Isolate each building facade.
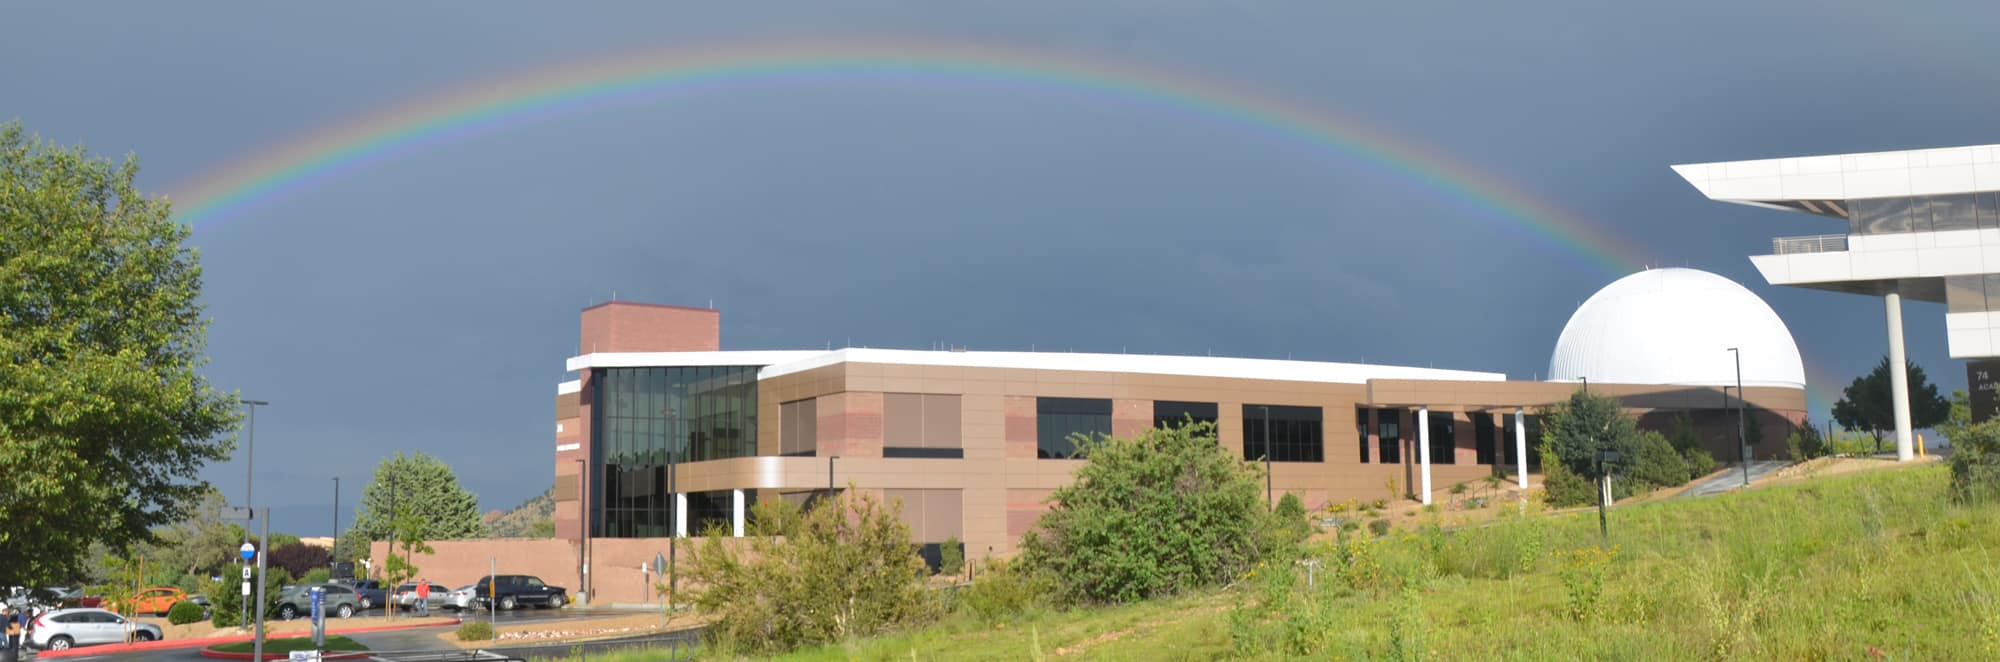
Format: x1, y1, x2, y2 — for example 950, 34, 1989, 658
548, 283, 1806, 602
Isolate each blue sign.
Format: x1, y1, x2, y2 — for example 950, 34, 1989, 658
240, 543, 256, 560
310, 587, 324, 623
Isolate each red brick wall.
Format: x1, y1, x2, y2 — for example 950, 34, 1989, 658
578, 302, 719, 354
370, 536, 762, 606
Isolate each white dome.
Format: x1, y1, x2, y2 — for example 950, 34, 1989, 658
1549, 268, 1805, 389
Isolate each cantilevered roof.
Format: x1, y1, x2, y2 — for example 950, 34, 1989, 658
1672, 143, 2000, 214
562, 348, 1506, 385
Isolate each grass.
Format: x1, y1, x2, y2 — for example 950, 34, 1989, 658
697, 463, 2000, 660
210, 635, 367, 654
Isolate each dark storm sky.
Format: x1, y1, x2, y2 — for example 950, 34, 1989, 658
4, 2, 1995, 534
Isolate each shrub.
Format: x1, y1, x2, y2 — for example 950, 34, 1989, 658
1627, 430, 1690, 490
204, 567, 292, 629
1540, 440, 1597, 508
685, 492, 929, 653
1554, 546, 1618, 622
301, 568, 330, 585
167, 600, 205, 625
1948, 420, 2000, 502
1683, 446, 1717, 481
957, 557, 1049, 624
940, 535, 965, 577
1261, 493, 1313, 559
1367, 519, 1392, 536
1020, 422, 1282, 605
455, 620, 493, 641
1788, 423, 1828, 462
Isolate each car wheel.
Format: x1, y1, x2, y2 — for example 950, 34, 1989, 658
135, 631, 157, 642
359, 597, 372, 610
551, 592, 566, 608
337, 604, 354, 618
499, 596, 516, 611
279, 604, 298, 620
48, 636, 73, 651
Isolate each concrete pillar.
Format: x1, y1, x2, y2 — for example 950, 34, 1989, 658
731, 489, 745, 537
1514, 408, 1529, 490
674, 493, 689, 537
1418, 407, 1433, 505
1886, 287, 1915, 462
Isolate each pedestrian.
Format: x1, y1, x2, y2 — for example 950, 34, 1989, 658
415, 580, 430, 617
1, 604, 18, 662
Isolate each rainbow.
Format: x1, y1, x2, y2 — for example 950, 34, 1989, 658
168, 38, 1649, 277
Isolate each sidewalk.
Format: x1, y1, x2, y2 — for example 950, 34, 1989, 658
33, 618, 460, 659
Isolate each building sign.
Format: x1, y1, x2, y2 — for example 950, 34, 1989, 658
1969, 359, 2000, 423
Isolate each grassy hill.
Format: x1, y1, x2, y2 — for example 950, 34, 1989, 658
484, 486, 554, 538
752, 462, 2000, 660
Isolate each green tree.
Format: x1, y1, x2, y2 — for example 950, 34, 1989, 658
1018, 422, 1277, 605
349, 452, 487, 542
1541, 389, 1641, 483
0, 122, 238, 588
685, 491, 929, 653
1831, 355, 1951, 451
381, 507, 434, 620
149, 490, 249, 580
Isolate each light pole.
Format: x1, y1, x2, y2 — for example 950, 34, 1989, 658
331, 477, 340, 565
239, 398, 267, 628
1727, 348, 1748, 487
1259, 406, 1272, 509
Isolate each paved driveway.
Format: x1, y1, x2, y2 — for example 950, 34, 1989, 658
1680, 461, 1790, 498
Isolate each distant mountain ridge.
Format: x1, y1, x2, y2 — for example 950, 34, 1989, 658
484, 486, 554, 538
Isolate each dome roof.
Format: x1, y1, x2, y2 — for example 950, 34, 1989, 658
1549, 268, 1805, 389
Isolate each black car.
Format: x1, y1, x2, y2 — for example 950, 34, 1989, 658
471, 575, 566, 610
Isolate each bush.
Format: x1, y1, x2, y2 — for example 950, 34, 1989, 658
1683, 446, 1717, 481
301, 568, 330, 585
1540, 440, 1597, 508
1019, 422, 1281, 605
1788, 423, 1828, 462
957, 557, 1049, 624
685, 492, 929, 654
167, 600, 205, 625
268, 543, 331, 579
1261, 493, 1312, 559
939, 536, 964, 577
1626, 430, 1690, 490
1948, 421, 2000, 502
455, 620, 493, 641
1367, 519, 1392, 536
205, 567, 293, 629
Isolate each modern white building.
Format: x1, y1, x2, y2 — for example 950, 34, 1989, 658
1672, 143, 2000, 460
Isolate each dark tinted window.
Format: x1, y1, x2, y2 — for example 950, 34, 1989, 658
1426, 411, 1456, 465
1379, 413, 1402, 464
592, 366, 761, 538
1242, 405, 1325, 463
1152, 401, 1218, 430
1037, 398, 1111, 459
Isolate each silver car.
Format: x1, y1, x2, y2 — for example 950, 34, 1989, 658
274, 583, 360, 620
445, 585, 479, 611
394, 583, 451, 611
29, 608, 164, 651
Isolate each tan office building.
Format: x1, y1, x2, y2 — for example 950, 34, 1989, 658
548, 268, 1808, 591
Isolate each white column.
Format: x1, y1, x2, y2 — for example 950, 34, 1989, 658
1514, 408, 1529, 490
1886, 288, 1915, 462
1417, 407, 1432, 505
673, 493, 689, 537
730, 489, 745, 537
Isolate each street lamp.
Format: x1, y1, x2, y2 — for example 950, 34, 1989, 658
331, 477, 340, 562
1727, 348, 1748, 488
239, 398, 268, 627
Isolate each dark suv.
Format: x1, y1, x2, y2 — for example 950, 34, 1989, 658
472, 575, 566, 610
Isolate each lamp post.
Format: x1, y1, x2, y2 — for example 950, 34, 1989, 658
1259, 406, 1272, 509
1727, 348, 1748, 487
331, 477, 340, 564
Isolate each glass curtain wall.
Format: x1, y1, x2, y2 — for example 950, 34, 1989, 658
590, 365, 760, 538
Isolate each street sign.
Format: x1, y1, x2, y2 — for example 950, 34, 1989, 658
242, 567, 252, 580
654, 553, 667, 574
222, 506, 254, 521
1970, 359, 2000, 423
240, 581, 251, 596
239, 543, 256, 560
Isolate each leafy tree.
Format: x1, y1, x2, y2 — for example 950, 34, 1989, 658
1666, 412, 1701, 453
349, 452, 487, 542
381, 507, 433, 620
1539, 389, 1644, 501
267, 533, 302, 550
1019, 422, 1280, 605
146, 490, 248, 580
1832, 355, 1950, 451
1788, 422, 1828, 462
203, 566, 292, 628
1539, 440, 1597, 507
268, 543, 331, 579
1939, 389, 1974, 445
1625, 431, 1690, 490
0, 121, 237, 589
685, 491, 930, 653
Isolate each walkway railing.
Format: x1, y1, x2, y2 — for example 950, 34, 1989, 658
1771, 233, 1849, 255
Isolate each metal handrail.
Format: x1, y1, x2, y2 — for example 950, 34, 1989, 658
1771, 234, 1849, 255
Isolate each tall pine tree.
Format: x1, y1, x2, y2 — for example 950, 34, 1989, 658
350, 452, 487, 541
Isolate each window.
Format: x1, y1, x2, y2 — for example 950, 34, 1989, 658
1473, 414, 1497, 465
1355, 407, 1371, 463
525, 577, 545, 588
884, 394, 964, 458
1379, 413, 1401, 464
1153, 401, 1218, 430
1851, 197, 1912, 235
1933, 194, 1979, 232
1242, 405, 1324, 463
1426, 411, 1456, 465
780, 398, 817, 457
591, 365, 761, 538
1038, 397, 1111, 458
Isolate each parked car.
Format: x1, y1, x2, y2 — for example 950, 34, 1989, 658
29, 608, 163, 651
444, 585, 478, 611
393, 582, 451, 610
273, 583, 360, 620
341, 579, 389, 610
471, 575, 567, 610
120, 587, 193, 616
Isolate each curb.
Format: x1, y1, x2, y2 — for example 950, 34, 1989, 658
34, 618, 460, 658
196, 649, 370, 661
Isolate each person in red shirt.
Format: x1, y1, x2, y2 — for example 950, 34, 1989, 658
414, 580, 431, 617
